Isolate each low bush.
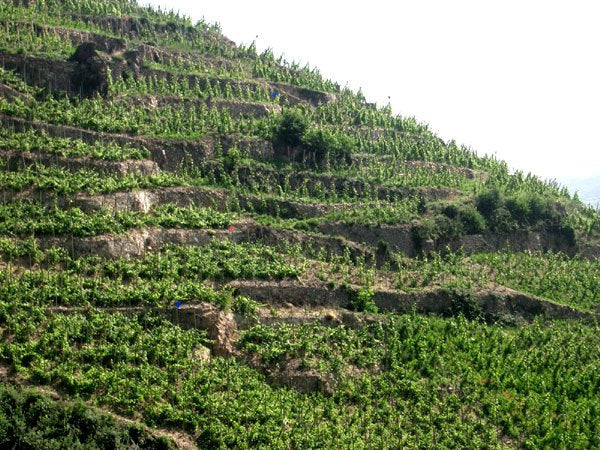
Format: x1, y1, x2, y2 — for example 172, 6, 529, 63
349, 287, 378, 313
0, 385, 170, 449
273, 109, 354, 167
438, 203, 487, 237
275, 109, 309, 146
458, 205, 487, 234
475, 189, 574, 236
475, 188, 503, 219
301, 127, 352, 167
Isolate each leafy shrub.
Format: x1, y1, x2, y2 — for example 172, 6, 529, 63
476, 188, 503, 219
437, 203, 486, 236
291, 217, 320, 232
411, 220, 438, 251
273, 109, 353, 167
442, 204, 460, 219
527, 194, 549, 223
435, 215, 462, 238
349, 287, 378, 313
301, 127, 352, 167
505, 195, 530, 225
232, 296, 261, 317
434, 203, 486, 239
223, 145, 243, 170
275, 109, 309, 146
458, 205, 487, 234
475, 189, 570, 233
446, 287, 482, 320
0, 385, 170, 449
489, 207, 517, 232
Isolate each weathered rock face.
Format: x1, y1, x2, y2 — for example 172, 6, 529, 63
1, 149, 159, 177
68, 42, 99, 64
68, 42, 110, 97
0, 51, 75, 94
231, 280, 597, 324
270, 81, 337, 106
164, 303, 238, 357
317, 222, 416, 256
443, 230, 577, 256
123, 49, 143, 76
230, 280, 350, 309
578, 241, 600, 260
35, 223, 370, 263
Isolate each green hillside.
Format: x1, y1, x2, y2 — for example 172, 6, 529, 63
0, 1, 599, 447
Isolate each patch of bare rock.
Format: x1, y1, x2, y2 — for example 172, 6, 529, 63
34, 223, 371, 262
229, 279, 597, 323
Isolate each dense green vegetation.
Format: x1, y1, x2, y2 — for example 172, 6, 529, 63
471, 252, 600, 311
0, 239, 299, 308
0, 128, 150, 160
0, 201, 234, 236
0, 384, 171, 448
0, 164, 183, 194
393, 251, 599, 311
109, 72, 278, 104
240, 317, 600, 448
0, 0, 598, 447
1, 303, 598, 448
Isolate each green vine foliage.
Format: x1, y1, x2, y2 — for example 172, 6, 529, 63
0, 0, 599, 447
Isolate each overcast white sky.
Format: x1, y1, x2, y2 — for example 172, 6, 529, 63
144, 0, 599, 184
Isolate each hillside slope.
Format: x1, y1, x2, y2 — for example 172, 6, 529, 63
0, 1, 599, 447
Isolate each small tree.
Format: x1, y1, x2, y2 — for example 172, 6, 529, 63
476, 188, 503, 220
302, 127, 352, 167
275, 109, 308, 146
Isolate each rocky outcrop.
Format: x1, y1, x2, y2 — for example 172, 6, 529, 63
37, 227, 234, 259
229, 279, 597, 323
263, 361, 336, 394
68, 42, 111, 97
315, 223, 578, 259
34, 223, 372, 262
50, 187, 355, 220
270, 81, 337, 106
443, 230, 577, 256
318, 222, 416, 256
162, 303, 237, 357
230, 280, 349, 308
577, 241, 600, 260
0, 51, 77, 94
235, 306, 381, 330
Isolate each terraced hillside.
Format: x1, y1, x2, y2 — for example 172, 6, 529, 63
0, 1, 599, 447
